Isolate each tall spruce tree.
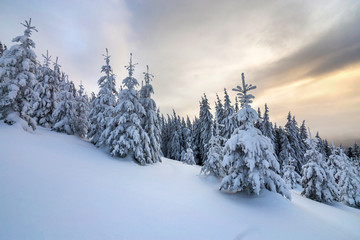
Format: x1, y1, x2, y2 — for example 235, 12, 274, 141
88, 48, 117, 146
34, 52, 59, 128
199, 94, 213, 165
192, 116, 201, 162
301, 133, 338, 203
220, 73, 290, 200
101, 53, 151, 165
0, 19, 39, 130
285, 113, 306, 172
75, 82, 89, 138
201, 117, 224, 177
262, 103, 274, 142
337, 156, 360, 207
221, 89, 236, 140
299, 120, 308, 140
215, 93, 225, 141
283, 155, 301, 189
327, 145, 345, 183
168, 110, 182, 161
52, 73, 77, 135
139, 65, 162, 163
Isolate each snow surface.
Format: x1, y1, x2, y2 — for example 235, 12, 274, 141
1, 123, 360, 240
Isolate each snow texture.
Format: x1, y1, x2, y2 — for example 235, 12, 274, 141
1, 122, 359, 240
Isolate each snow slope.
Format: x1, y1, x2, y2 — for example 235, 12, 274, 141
1, 123, 359, 240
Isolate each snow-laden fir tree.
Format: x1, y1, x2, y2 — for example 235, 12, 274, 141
285, 113, 306, 172
336, 157, 360, 207
301, 132, 338, 203
88, 48, 117, 146
160, 114, 171, 157
182, 140, 196, 165
221, 89, 237, 140
327, 144, 346, 183
215, 93, 225, 142
192, 116, 201, 161
262, 103, 274, 142
220, 73, 291, 200
185, 115, 193, 144
199, 94, 213, 165
101, 53, 151, 165
168, 110, 182, 161
299, 120, 308, 140
277, 126, 295, 173
52, 73, 77, 135
0, 19, 39, 130
201, 116, 224, 177
75, 82, 89, 138
139, 65, 162, 163
283, 155, 301, 189
34, 52, 60, 128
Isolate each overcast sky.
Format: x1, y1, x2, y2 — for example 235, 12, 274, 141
1, 0, 359, 146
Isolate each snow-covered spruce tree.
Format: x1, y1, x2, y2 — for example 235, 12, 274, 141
160, 114, 171, 157
285, 113, 306, 172
336, 157, 360, 207
301, 133, 338, 203
139, 65, 162, 163
182, 140, 196, 165
52, 73, 77, 135
75, 82, 89, 138
220, 73, 290, 199
277, 126, 295, 173
191, 116, 201, 162
283, 155, 301, 189
0, 19, 39, 130
221, 88, 237, 140
215, 94, 225, 141
327, 145, 346, 183
168, 110, 182, 161
201, 117, 224, 177
101, 53, 151, 165
88, 48, 117, 146
199, 94, 213, 165
262, 103, 274, 142
34, 52, 60, 128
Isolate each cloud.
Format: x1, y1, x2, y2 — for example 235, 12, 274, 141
251, 5, 360, 89
0, 0, 133, 94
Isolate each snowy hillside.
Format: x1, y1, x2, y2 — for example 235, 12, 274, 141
1, 123, 360, 240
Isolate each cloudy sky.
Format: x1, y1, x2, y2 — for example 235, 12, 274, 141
1, 0, 359, 145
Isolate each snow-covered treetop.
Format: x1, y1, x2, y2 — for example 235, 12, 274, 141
233, 73, 258, 130
21, 18, 37, 37
103, 48, 110, 66
143, 65, 154, 85
306, 128, 318, 150
140, 65, 154, 98
232, 73, 256, 108
123, 53, 138, 90
53, 57, 61, 72
42, 50, 51, 68
12, 18, 37, 49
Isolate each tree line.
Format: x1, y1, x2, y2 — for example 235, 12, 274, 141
1, 19, 359, 208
